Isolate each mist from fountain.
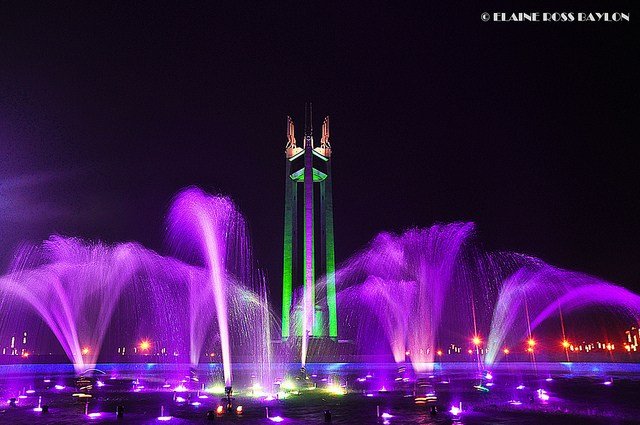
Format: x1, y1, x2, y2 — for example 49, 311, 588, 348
0, 236, 148, 373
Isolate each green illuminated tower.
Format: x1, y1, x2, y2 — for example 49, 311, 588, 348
281, 103, 337, 340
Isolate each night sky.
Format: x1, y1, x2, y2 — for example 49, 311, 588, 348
1, 2, 638, 305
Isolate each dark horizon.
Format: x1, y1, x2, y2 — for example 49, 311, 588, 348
1, 2, 637, 301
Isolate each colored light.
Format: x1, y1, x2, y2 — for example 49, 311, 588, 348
326, 384, 346, 395
503, 348, 510, 355
54, 385, 65, 390
472, 336, 481, 346
174, 385, 187, 392
26, 390, 35, 394
528, 338, 536, 347
450, 405, 461, 416
88, 412, 102, 418
157, 416, 172, 421
381, 412, 393, 419
236, 405, 243, 414
81, 347, 90, 355
216, 405, 224, 415
536, 389, 549, 401
437, 350, 443, 356
269, 417, 284, 423
280, 381, 296, 391
191, 401, 201, 406
139, 340, 151, 351
175, 396, 186, 403
562, 340, 570, 349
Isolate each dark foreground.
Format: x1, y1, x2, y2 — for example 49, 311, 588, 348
1, 363, 640, 424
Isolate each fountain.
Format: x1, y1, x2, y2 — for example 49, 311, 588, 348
1, 186, 640, 424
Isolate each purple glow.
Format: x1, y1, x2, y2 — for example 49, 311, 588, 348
269, 416, 285, 423
450, 405, 462, 416
537, 389, 549, 401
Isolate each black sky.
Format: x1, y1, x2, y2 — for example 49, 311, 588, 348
0, 2, 638, 299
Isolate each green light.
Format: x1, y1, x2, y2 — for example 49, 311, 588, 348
281, 172, 294, 339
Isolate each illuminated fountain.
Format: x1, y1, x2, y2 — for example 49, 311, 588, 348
166, 187, 273, 389
0, 237, 149, 373
312, 222, 513, 371
2, 185, 640, 395
485, 265, 640, 366
0, 187, 273, 387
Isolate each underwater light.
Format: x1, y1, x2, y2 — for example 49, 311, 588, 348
198, 395, 208, 399
175, 396, 186, 403
191, 401, 201, 406
206, 385, 226, 394
269, 416, 284, 423
87, 412, 101, 418
537, 389, 549, 401
381, 412, 393, 419
18, 395, 27, 399
26, 390, 36, 394
162, 383, 171, 388
157, 416, 172, 421
326, 384, 346, 395
450, 403, 462, 416
508, 400, 522, 406
54, 385, 65, 390
279, 380, 297, 391
516, 384, 525, 390
173, 384, 187, 392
